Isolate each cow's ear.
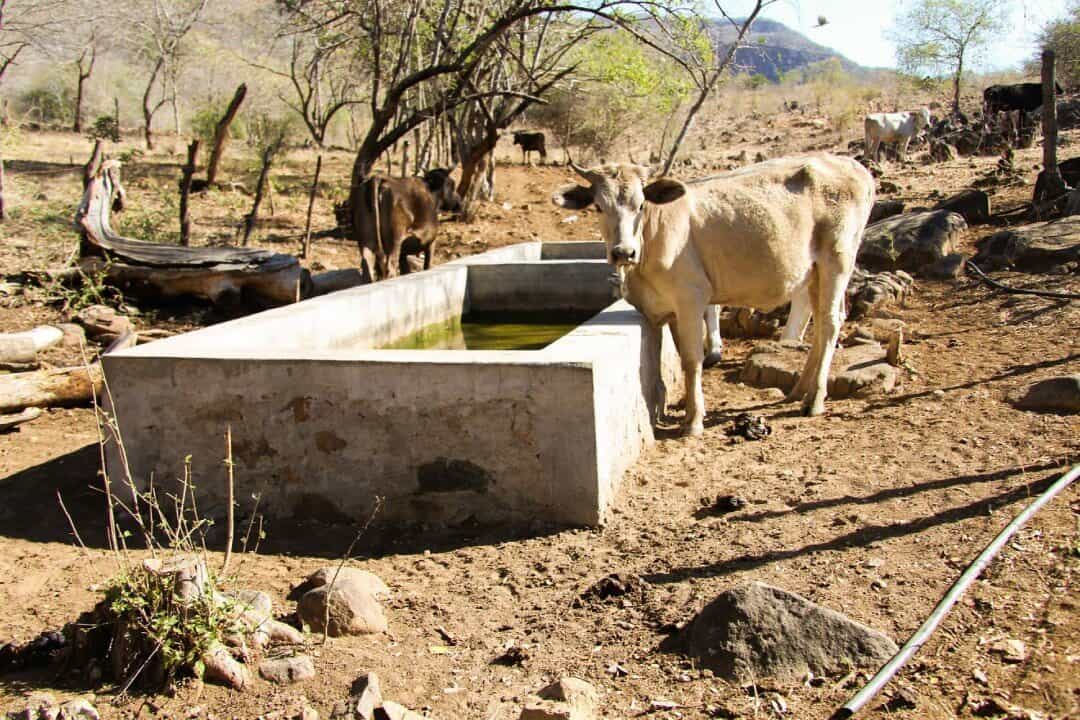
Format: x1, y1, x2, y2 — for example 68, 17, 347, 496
643, 177, 686, 205
552, 183, 594, 210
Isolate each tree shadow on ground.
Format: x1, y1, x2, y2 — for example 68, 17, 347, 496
643, 466, 1068, 586
723, 459, 1069, 525
0, 443, 563, 560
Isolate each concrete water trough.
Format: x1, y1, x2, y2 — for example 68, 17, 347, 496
102, 241, 680, 528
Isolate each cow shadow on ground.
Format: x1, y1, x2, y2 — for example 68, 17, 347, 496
0, 442, 563, 560
644, 465, 1067, 586
848, 352, 1079, 415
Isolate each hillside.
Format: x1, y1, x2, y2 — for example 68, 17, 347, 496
711, 17, 868, 81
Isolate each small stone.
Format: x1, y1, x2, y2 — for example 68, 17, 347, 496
871, 579, 887, 591
990, 638, 1027, 663
352, 672, 383, 719
972, 668, 989, 685
292, 709, 318, 720
297, 581, 388, 637
864, 558, 885, 569
606, 662, 628, 677
259, 654, 316, 684
373, 702, 426, 720
932, 389, 946, 399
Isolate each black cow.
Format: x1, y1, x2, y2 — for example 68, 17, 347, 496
983, 82, 1064, 143
512, 131, 547, 165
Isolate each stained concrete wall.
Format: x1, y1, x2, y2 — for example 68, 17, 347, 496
103, 242, 681, 529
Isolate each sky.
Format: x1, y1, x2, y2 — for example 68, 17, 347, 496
726, 0, 1075, 73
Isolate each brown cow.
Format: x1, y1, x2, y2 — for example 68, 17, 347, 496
354, 169, 462, 281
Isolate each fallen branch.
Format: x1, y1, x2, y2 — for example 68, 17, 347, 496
966, 261, 1080, 300
0, 330, 136, 413
0, 325, 64, 369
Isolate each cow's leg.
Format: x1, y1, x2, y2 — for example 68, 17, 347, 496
780, 283, 812, 343
801, 261, 849, 417
672, 309, 707, 436
386, 232, 406, 278
899, 136, 911, 163
786, 272, 821, 403
422, 243, 433, 270
703, 305, 723, 367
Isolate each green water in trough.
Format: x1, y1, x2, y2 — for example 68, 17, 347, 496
383, 311, 596, 350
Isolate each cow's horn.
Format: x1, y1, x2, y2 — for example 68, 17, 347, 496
570, 161, 602, 184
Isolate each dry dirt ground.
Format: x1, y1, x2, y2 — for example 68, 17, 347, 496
0, 105, 1077, 720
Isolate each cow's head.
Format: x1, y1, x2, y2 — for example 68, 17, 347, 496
916, 107, 931, 130
422, 168, 463, 214
551, 163, 686, 268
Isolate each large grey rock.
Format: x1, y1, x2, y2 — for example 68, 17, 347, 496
934, 189, 990, 225
920, 253, 967, 280
259, 654, 316, 684
848, 267, 915, 319
741, 341, 899, 398
684, 582, 898, 681
859, 210, 967, 273
1008, 375, 1080, 413
868, 200, 905, 224
973, 216, 1080, 271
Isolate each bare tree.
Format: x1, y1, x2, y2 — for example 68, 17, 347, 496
449, 12, 604, 212
890, 0, 1006, 116
126, 0, 210, 149
251, 29, 363, 255
0, 0, 66, 84
73, 35, 97, 133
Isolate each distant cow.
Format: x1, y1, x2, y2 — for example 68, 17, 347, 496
512, 131, 547, 165
353, 168, 462, 281
864, 108, 931, 163
983, 82, 1064, 143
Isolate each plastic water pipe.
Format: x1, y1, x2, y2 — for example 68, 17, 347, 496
832, 464, 1080, 720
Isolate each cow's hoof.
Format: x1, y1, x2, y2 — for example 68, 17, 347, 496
681, 422, 705, 437
703, 350, 723, 368
801, 400, 825, 417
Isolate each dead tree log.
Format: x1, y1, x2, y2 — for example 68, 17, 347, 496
77, 160, 309, 306
0, 331, 135, 413
205, 84, 247, 188
179, 139, 200, 246
0, 325, 64, 369
83, 140, 104, 189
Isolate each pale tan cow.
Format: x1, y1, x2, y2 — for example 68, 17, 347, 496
552, 154, 875, 435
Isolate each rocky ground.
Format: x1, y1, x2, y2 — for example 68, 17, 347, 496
0, 99, 1077, 720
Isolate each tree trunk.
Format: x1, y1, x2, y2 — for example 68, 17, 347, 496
242, 145, 276, 246
205, 84, 247, 187
83, 140, 104, 189
952, 56, 963, 117
73, 46, 96, 134
0, 154, 6, 222
114, 97, 120, 140
179, 139, 200, 246
401, 140, 409, 178
1035, 49, 1068, 215
301, 153, 323, 259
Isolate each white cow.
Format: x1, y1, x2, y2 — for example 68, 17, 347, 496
864, 108, 931, 163
553, 155, 874, 435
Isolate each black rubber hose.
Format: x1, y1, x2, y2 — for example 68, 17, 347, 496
966, 261, 1080, 300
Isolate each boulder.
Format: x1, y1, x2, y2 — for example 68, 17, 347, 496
928, 140, 957, 163
847, 267, 915, 319
934, 189, 990, 225
373, 703, 426, 720
740, 341, 900, 398
919, 253, 967, 280
302, 567, 390, 597
973, 216, 1080, 271
860, 211, 967, 273
1008, 375, 1080, 413
73, 305, 133, 345
297, 581, 388, 636
683, 582, 898, 682
868, 200, 905, 224
259, 654, 316, 684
